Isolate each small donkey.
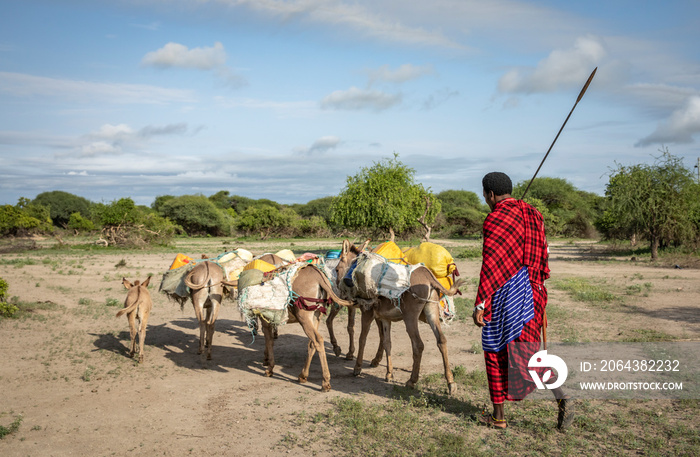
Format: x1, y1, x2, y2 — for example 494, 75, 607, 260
116, 277, 153, 363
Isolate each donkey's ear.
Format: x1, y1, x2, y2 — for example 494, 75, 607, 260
360, 239, 371, 252
122, 278, 133, 289
142, 276, 151, 287
341, 239, 350, 256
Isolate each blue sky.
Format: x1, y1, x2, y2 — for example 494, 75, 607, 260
1, 0, 699, 206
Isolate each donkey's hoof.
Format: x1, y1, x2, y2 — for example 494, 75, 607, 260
370, 358, 381, 367
353, 367, 363, 377
333, 346, 342, 357
385, 373, 394, 382
447, 382, 457, 396
345, 353, 354, 361
298, 375, 308, 384
321, 383, 332, 393
405, 380, 416, 389
265, 369, 274, 377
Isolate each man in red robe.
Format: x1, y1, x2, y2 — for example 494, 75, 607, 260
472, 172, 574, 430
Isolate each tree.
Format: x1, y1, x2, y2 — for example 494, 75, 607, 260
513, 177, 602, 238
32, 191, 92, 227
601, 150, 696, 260
151, 195, 175, 213
0, 205, 43, 236
330, 154, 441, 240
235, 205, 288, 239
435, 190, 488, 237
94, 198, 177, 246
291, 196, 335, 223
158, 195, 233, 236
95, 198, 139, 226
208, 190, 232, 210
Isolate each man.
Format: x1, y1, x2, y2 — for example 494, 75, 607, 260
472, 172, 574, 430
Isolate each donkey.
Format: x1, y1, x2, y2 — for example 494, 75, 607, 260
183, 261, 230, 360
336, 239, 466, 394
117, 277, 153, 363
257, 263, 353, 392
325, 240, 386, 365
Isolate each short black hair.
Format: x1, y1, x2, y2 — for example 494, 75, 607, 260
482, 172, 512, 196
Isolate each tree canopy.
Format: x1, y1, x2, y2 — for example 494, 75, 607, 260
599, 150, 697, 260
157, 195, 233, 236
330, 154, 440, 240
32, 191, 92, 227
514, 177, 602, 237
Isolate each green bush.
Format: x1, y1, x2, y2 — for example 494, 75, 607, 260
67, 212, 95, 232
92, 198, 178, 246
158, 195, 232, 236
94, 198, 139, 226
236, 205, 287, 239
32, 190, 92, 227
0, 278, 17, 318
0, 202, 52, 236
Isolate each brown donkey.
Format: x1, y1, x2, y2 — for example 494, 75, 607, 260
117, 277, 153, 363
183, 261, 228, 360
258, 264, 353, 392
325, 240, 386, 364
335, 240, 465, 394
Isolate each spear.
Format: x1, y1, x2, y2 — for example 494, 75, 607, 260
520, 67, 597, 199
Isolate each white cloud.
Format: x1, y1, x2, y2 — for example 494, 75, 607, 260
498, 35, 606, 94
368, 64, 434, 84
229, 0, 463, 49
90, 124, 134, 140
0, 71, 195, 104
142, 42, 246, 87
73, 123, 192, 157
142, 42, 227, 70
80, 141, 122, 157
636, 96, 700, 146
294, 135, 341, 155
320, 86, 401, 111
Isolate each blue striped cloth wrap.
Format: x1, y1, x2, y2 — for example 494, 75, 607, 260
481, 266, 534, 353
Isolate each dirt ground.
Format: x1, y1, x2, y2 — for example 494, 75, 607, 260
0, 239, 698, 456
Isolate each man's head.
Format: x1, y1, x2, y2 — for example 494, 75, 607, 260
482, 172, 512, 210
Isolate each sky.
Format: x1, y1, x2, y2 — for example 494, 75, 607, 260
1, 0, 700, 207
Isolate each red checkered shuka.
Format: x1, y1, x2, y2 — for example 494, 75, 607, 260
475, 198, 550, 320
484, 283, 551, 403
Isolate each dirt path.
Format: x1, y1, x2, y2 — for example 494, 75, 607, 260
1, 241, 698, 456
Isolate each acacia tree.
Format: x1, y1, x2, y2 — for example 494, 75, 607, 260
330, 154, 441, 240
602, 150, 696, 260
513, 177, 602, 237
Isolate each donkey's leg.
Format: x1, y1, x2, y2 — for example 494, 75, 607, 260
345, 306, 356, 360
380, 320, 394, 381
370, 317, 385, 367
127, 312, 138, 358
137, 315, 148, 364
191, 291, 207, 355
424, 300, 456, 394
260, 319, 276, 377
297, 310, 331, 392
403, 309, 425, 389
353, 307, 375, 376
204, 292, 221, 360
325, 304, 342, 357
